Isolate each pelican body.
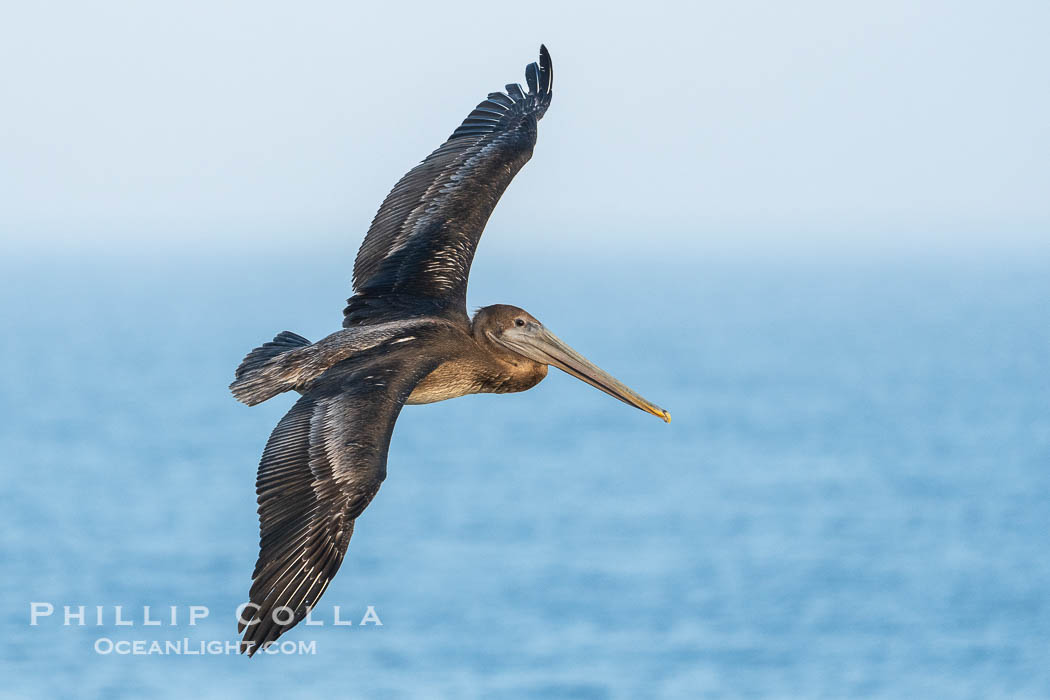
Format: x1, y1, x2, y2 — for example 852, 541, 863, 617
230, 46, 668, 655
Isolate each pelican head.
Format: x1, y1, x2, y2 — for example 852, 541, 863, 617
473, 304, 671, 422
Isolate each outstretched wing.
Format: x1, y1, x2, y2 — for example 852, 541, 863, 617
343, 45, 553, 327
238, 348, 441, 655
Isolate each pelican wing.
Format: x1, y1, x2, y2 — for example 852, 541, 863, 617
343, 45, 553, 327
238, 345, 441, 655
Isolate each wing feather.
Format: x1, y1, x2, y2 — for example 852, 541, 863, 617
344, 45, 553, 327
239, 349, 441, 655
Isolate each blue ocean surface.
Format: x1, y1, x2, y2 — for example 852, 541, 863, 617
1, 252, 1048, 698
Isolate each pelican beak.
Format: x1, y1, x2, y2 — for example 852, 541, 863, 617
497, 325, 671, 423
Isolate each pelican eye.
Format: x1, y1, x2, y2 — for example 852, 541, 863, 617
514, 318, 526, 327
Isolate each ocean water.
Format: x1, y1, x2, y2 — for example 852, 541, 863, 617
2, 252, 1048, 698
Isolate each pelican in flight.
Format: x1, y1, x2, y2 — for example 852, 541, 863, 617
230, 46, 669, 655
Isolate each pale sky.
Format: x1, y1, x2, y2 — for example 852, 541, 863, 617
1, 1, 1047, 258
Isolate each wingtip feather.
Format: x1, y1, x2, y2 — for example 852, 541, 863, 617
539, 45, 553, 95
444, 45, 554, 141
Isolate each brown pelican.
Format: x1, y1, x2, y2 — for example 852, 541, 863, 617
230, 46, 669, 656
